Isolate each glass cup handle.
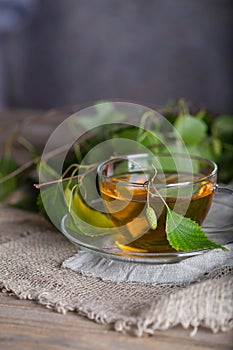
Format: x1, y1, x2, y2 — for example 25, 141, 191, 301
203, 184, 233, 236
214, 184, 233, 195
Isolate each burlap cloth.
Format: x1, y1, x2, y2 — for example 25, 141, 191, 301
0, 204, 233, 337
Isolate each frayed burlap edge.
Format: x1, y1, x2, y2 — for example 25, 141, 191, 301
1, 276, 233, 337
0, 205, 233, 337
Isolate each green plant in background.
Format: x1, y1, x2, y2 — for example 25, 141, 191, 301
0, 100, 231, 253
0, 99, 232, 211
165, 100, 233, 183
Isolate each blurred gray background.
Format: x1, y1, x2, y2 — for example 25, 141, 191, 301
0, 0, 232, 112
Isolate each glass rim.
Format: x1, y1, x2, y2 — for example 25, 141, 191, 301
97, 153, 218, 189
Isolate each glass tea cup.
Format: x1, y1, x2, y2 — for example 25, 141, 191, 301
97, 153, 233, 255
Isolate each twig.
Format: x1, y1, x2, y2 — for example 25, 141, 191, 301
0, 143, 70, 184
34, 163, 98, 189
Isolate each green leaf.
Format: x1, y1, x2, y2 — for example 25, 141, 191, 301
212, 138, 222, 157
36, 161, 66, 223
65, 187, 114, 236
37, 161, 60, 183
166, 208, 226, 251
195, 109, 207, 120
113, 126, 139, 140
75, 102, 126, 130
187, 139, 217, 161
66, 211, 115, 237
174, 114, 207, 145
212, 115, 233, 144
18, 136, 40, 159
38, 182, 68, 226
0, 156, 18, 201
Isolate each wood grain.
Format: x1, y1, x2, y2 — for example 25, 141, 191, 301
0, 292, 232, 350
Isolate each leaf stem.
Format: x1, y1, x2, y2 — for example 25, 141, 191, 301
149, 181, 178, 231
146, 165, 168, 207
178, 98, 189, 116
146, 165, 157, 208
17, 136, 38, 158
137, 111, 155, 142
145, 168, 179, 230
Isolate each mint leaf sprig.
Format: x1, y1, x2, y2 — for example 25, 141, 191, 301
145, 166, 227, 252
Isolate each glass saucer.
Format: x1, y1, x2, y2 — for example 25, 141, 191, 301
60, 191, 233, 264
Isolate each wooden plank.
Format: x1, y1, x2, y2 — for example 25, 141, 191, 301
0, 292, 232, 350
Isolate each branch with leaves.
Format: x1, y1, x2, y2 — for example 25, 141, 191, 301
0, 100, 232, 252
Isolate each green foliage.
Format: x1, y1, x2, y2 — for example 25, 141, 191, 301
212, 115, 233, 143
37, 162, 67, 226
166, 101, 233, 183
74, 102, 126, 130
64, 187, 115, 237
0, 156, 18, 201
38, 184, 67, 227
0, 100, 232, 253
166, 208, 226, 251
174, 114, 207, 145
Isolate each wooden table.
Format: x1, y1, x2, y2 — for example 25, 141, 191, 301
1, 292, 232, 350
0, 109, 232, 350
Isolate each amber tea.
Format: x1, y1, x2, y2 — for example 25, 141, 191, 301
98, 155, 216, 254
